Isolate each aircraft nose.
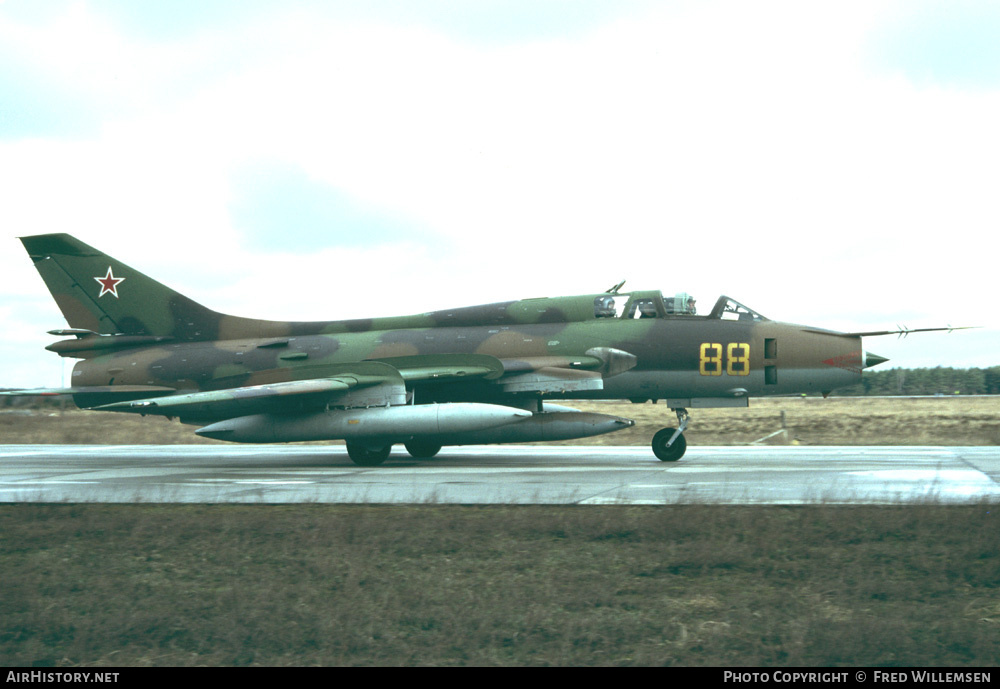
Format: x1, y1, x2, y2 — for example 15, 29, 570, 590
863, 352, 890, 369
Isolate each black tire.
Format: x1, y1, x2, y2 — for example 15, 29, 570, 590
652, 427, 687, 462
346, 442, 391, 466
404, 441, 443, 459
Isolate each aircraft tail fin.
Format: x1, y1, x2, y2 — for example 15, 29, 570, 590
20, 233, 227, 340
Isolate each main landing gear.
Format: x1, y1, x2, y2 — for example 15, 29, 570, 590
651, 408, 689, 462
345, 442, 391, 467
404, 440, 442, 459
346, 440, 444, 466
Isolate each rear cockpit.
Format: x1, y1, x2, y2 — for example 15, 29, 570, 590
594, 291, 680, 319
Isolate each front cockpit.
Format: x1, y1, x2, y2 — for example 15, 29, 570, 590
594, 292, 767, 322
708, 296, 768, 322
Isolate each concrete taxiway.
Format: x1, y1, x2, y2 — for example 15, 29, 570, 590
1, 444, 998, 504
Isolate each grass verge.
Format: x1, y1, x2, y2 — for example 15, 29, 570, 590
1, 503, 997, 666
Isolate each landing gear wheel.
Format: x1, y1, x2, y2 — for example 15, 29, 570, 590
652, 428, 687, 462
652, 407, 691, 462
346, 442, 391, 467
404, 441, 442, 459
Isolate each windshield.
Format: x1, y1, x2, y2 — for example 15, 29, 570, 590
709, 296, 768, 322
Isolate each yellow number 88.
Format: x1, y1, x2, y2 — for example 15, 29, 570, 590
727, 343, 750, 376
699, 343, 723, 376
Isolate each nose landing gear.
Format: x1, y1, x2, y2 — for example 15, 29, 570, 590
652, 408, 689, 462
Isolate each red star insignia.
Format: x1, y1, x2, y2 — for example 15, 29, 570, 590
94, 266, 126, 298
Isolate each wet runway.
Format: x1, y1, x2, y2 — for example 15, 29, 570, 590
1, 444, 998, 504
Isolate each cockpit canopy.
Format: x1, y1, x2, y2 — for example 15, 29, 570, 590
594, 292, 767, 321
711, 296, 768, 322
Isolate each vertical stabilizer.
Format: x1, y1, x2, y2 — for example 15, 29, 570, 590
20, 233, 225, 340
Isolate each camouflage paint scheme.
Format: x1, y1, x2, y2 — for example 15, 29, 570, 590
9, 234, 892, 464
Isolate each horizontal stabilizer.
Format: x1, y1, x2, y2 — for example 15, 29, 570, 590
0, 385, 176, 408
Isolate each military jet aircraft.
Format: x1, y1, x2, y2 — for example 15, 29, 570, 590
5, 233, 954, 465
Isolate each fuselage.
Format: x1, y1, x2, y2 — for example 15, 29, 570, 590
65, 295, 868, 413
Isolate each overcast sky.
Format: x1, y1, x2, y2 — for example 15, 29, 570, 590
1, 0, 998, 388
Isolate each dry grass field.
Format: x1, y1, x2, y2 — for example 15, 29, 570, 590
2, 503, 998, 667
2, 396, 998, 446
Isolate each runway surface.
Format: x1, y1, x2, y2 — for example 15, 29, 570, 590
1, 444, 999, 504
